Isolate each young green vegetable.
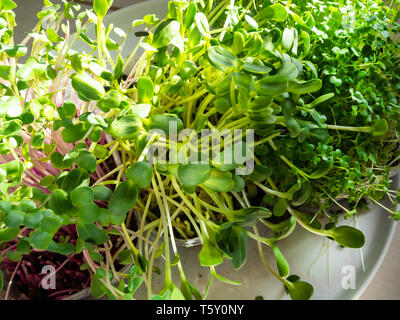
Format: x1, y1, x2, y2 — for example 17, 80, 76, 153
0, 0, 399, 301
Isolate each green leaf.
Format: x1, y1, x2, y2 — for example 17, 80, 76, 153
137, 77, 154, 102
93, 185, 112, 201
38, 211, 62, 235
152, 20, 183, 51
216, 225, 247, 270
179, 60, 198, 80
244, 14, 258, 30
286, 117, 302, 138
49, 189, 76, 215
329, 76, 342, 87
171, 254, 180, 266
199, 239, 223, 266
282, 28, 294, 51
291, 181, 311, 206
94, 0, 110, 18
305, 93, 334, 109
255, 75, 288, 96
178, 163, 211, 187
300, 31, 311, 57
47, 28, 63, 42
6, 251, 21, 261
233, 72, 255, 91
287, 79, 322, 94
4, 209, 25, 228
232, 175, 245, 192
0, 65, 12, 81
78, 202, 102, 224
213, 97, 231, 114
50, 152, 73, 169
16, 57, 46, 80
75, 150, 97, 173
278, 61, 299, 79
194, 12, 209, 37
98, 89, 122, 112
309, 159, 333, 179
29, 230, 53, 250
246, 164, 272, 183
127, 275, 144, 295
89, 62, 113, 81
260, 4, 288, 21
109, 116, 142, 140
77, 223, 110, 245
371, 119, 388, 136
118, 249, 133, 265
91, 278, 105, 298
136, 254, 148, 273
272, 245, 290, 277
329, 226, 365, 248
4, 44, 27, 57
16, 239, 30, 254
71, 74, 105, 101
126, 161, 153, 189
273, 217, 296, 242
93, 144, 109, 159
71, 186, 94, 207
242, 63, 271, 75
114, 54, 124, 79
183, 2, 196, 29
0, 160, 23, 186
188, 282, 203, 300
0, 0, 17, 10
232, 32, 245, 55
295, 210, 321, 230
192, 115, 208, 132
233, 207, 272, 227
97, 208, 111, 226
288, 280, 314, 300
206, 46, 238, 72
24, 211, 44, 229
31, 131, 45, 148
58, 101, 76, 119
72, 52, 86, 72
57, 168, 90, 194
273, 198, 288, 217
202, 169, 235, 193
61, 124, 86, 143
108, 181, 138, 225
0, 120, 21, 136
130, 103, 151, 118
142, 114, 184, 135
164, 75, 184, 95
143, 14, 159, 26
290, 12, 308, 28
170, 285, 185, 300
211, 142, 250, 171
0, 227, 20, 242
48, 241, 75, 255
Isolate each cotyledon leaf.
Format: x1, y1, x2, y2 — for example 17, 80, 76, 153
309, 159, 334, 179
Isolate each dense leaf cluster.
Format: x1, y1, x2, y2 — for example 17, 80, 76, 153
0, 0, 399, 300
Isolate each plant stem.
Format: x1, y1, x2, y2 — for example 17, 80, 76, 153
254, 181, 291, 199
151, 176, 172, 285
4, 259, 22, 300
326, 124, 371, 133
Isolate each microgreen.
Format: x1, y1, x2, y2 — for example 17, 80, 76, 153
0, 0, 399, 301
